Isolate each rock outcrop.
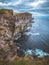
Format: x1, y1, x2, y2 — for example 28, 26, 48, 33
0, 9, 32, 60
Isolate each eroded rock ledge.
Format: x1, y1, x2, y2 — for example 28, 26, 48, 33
0, 9, 32, 60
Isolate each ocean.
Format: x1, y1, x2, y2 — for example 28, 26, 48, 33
15, 16, 49, 57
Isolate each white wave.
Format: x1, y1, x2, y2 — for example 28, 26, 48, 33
34, 48, 49, 57
32, 33, 40, 35
23, 32, 40, 36
25, 27, 30, 31
25, 48, 49, 58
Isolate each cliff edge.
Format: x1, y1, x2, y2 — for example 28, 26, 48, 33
0, 9, 32, 60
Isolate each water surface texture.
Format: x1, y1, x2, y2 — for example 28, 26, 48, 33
17, 17, 49, 54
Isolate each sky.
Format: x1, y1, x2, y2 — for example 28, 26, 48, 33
0, 0, 49, 17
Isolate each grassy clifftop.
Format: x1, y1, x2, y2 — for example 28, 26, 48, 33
0, 56, 49, 65
0, 9, 13, 15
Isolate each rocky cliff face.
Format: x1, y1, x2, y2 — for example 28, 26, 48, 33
0, 9, 32, 60
0, 14, 17, 60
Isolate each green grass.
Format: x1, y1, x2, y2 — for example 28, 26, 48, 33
0, 9, 13, 15
0, 57, 49, 65
0, 9, 8, 14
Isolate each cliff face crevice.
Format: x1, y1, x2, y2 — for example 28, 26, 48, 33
0, 9, 32, 60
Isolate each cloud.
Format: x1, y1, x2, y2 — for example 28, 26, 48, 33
14, 9, 20, 13
26, 0, 46, 8
0, 0, 49, 17
0, 0, 22, 6
29, 11, 49, 17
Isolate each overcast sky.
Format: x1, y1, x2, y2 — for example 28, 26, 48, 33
0, 0, 49, 17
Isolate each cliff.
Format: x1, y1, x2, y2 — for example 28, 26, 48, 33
0, 9, 32, 60
0, 14, 17, 60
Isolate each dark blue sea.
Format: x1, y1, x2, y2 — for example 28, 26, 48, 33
16, 16, 49, 57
